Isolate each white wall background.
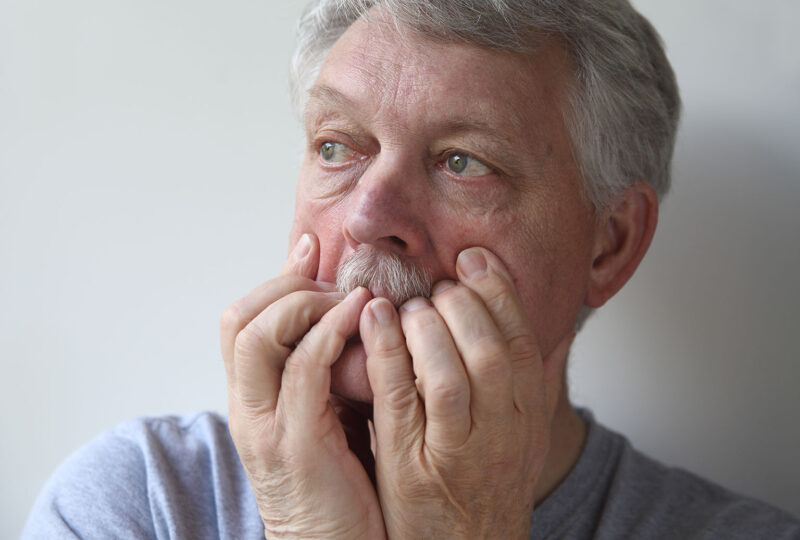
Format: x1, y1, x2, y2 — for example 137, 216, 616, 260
1, 0, 798, 536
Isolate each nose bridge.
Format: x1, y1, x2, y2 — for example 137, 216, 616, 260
356, 154, 411, 213
342, 151, 427, 254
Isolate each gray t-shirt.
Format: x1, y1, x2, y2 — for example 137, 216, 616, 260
22, 410, 799, 539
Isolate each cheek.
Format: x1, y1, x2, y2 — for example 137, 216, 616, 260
291, 171, 350, 282
432, 205, 568, 345
454, 197, 594, 353
516, 218, 594, 351
420, 202, 517, 281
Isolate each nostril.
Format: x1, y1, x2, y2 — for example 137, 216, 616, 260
389, 235, 407, 248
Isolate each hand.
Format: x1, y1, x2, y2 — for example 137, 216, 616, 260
220, 234, 385, 539
360, 247, 573, 540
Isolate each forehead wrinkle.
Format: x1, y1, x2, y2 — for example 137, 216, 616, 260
342, 32, 538, 157
305, 80, 414, 141
360, 56, 430, 127
340, 18, 445, 118
312, 20, 567, 173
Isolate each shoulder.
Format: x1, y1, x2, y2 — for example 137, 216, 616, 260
22, 412, 262, 539
598, 422, 800, 539
532, 410, 799, 539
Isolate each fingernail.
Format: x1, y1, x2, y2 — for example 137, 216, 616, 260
431, 280, 457, 295
293, 234, 311, 259
370, 298, 394, 324
401, 297, 429, 312
457, 249, 487, 279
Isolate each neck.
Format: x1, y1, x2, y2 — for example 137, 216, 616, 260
533, 391, 587, 505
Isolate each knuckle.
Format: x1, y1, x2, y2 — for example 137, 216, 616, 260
472, 333, 507, 358
284, 343, 311, 375
507, 331, 538, 357
482, 283, 515, 314
276, 290, 336, 346
220, 301, 247, 337
427, 376, 469, 411
233, 322, 270, 360
311, 315, 343, 342
404, 306, 440, 333
470, 335, 511, 379
285, 288, 321, 305
434, 283, 479, 311
220, 275, 322, 335
382, 384, 419, 413
375, 338, 408, 359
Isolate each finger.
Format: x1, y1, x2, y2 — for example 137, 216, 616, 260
361, 297, 424, 454
221, 231, 324, 368
399, 297, 471, 447
220, 274, 335, 368
228, 289, 344, 413
280, 232, 320, 279
429, 280, 513, 421
455, 247, 542, 415
280, 287, 372, 427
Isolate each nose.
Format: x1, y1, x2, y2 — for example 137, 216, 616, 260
342, 155, 428, 256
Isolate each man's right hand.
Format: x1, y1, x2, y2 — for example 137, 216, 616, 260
220, 233, 385, 539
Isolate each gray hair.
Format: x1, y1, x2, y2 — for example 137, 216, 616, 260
289, 0, 681, 208
337, 246, 432, 306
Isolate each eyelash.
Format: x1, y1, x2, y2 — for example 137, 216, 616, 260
313, 137, 498, 180
314, 138, 364, 166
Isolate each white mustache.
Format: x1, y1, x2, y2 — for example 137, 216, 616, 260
336, 248, 432, 307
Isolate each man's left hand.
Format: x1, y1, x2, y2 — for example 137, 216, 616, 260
360, 247, 573, 540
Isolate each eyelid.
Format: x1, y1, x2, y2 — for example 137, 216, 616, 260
312, 127, 374, 154
314, 130, 350, 148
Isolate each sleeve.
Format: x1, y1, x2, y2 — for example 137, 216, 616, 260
21, 430, 156, 539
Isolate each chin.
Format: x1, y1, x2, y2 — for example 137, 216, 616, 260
330, 340, 374, 404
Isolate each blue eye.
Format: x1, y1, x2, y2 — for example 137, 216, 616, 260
319, 141, 352, 163
445, 152, 492, 176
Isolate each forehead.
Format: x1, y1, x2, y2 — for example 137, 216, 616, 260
310, 16, 573, 137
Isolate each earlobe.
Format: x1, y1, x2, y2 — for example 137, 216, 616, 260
584, 182, 659, 308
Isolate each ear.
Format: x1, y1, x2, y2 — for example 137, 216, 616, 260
584, 182, 659, 308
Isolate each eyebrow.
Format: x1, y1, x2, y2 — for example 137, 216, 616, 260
437, 118, 520, 152
306, 85, 359, 118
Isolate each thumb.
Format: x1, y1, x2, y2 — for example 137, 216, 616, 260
281, 233, 320, 279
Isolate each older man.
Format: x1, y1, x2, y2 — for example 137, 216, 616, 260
23, 0, 799, 538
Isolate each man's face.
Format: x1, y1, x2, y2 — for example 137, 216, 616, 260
289, 16, 599, 402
